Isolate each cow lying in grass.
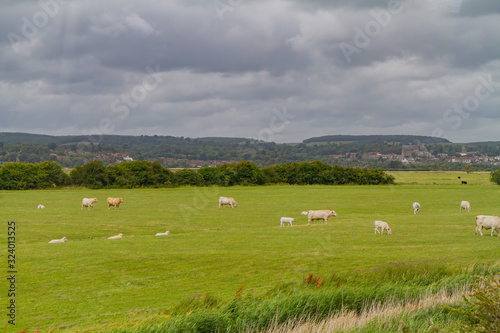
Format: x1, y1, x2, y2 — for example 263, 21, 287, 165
49, 237, 68, 243
108, 233, 124, 239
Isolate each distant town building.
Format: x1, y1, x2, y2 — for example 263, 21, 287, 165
402, 144, 431, 158
460, 146, 467, 156
347, 153, 357, 159
123, 156, 134, 162
362, 152, 382, 159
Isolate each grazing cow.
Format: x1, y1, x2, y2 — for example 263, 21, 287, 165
460, 201, 471, 212
458, 176, 461, 179
475, 215, 500, 236
305, 210, 338, 224
107, 197, 124, 210
219, 196, 237, 208
280, 217, 294, 227
155, 230, 171, 236
462, 181, 468, 185
374, 221, 392, 235
37, 204, 45, 209
301, 211, 309, 215
413, 202, 420, 215
81, 198, 98, 210
49, 237, 68, 243
108, 233, 124, 239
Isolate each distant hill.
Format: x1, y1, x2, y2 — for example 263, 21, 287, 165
196, 137, 258, 144
0, 132, 63, 145
1, 132, 500, 170
0, 132, 257, 146
303, 135, 450, 144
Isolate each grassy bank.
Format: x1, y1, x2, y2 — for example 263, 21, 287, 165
104, 263, 499, 332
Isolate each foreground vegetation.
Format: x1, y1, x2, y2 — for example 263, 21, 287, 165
106, 263, 499, 333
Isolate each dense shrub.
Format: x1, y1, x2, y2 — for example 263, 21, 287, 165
262, 161, 394, 185
447, 276, 500, 332
173, 168, 204, 186
0, 161, 68, 190
107, 161, 174, 188
491, 168, 500, 185
0, 160, 394, 189
69, 160, 108, 189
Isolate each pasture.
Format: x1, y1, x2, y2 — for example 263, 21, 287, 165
1, 171, 499, 331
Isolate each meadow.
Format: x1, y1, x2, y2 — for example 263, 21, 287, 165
1, 171, 499, 332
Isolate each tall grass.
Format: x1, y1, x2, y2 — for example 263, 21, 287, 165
104, 262, 499, 333
257, 288, 466, 333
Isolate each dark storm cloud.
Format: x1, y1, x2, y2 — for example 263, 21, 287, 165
0, 0, 499, 142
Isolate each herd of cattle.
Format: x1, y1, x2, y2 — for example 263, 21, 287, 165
219, 197, 499, 237
43, 195, 499, 243
80, 197, 123, 210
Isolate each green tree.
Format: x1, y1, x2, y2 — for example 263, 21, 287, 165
463, 164, 477, 174
70, 160, 107, 189
38, 161, 69, 187
0, 162, 39, 190
173, 169, 204, 186
491, 168, 500, 185
234, 161, 268, 185
0, 161, 68, 190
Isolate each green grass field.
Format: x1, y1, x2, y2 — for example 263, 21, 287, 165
1, 172, 499, 331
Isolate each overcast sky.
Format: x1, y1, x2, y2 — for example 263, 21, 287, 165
1, 0, 499, 143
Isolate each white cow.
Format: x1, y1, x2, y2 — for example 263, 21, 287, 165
280, 217, 294, 227
475, 215, 500, 236
49, 237, 68, 243
219, 196, 237, 208
305, 210, 338, 224
108, 233, 124, 239
413, 202, 420, 214
460, 201, 471, 212
37, 204, 45, 209
155, 230, 171, 236
81, 198, 99, 210
374, 221, 392, 235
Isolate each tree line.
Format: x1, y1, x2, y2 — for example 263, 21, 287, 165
0, 160, 396, 190
2, 134, 500, 169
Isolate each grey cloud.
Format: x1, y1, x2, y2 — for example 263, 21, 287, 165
0, 0, 499, 143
